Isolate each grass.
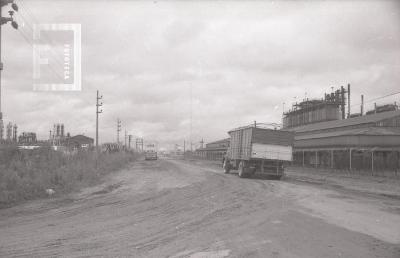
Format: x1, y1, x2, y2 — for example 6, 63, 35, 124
0, 146, 138, 207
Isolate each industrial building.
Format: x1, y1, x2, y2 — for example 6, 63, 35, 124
49, 123, 68, 146
287, 110, 400, 171
196, 84, 400, 173
282, 84, 400, 172
66, 135, 94, 150
18, 132, 37, 145
283, 85, 349, 128
195, 138, 230, 160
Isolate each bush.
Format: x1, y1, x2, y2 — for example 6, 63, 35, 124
0, 147, 137, 207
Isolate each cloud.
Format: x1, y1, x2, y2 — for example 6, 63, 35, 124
1, 0, 400, 148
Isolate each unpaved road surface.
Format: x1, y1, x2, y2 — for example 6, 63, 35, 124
1, 159, 400, 258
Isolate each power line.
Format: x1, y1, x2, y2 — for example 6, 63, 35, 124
15, 28, 65, 82
15, 7, 66, 72
14, 0, 69, 78
350, 91, 400, 108
12, 5, 68, 84
15, 22, 59, 71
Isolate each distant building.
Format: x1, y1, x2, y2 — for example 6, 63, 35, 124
67, 135, 94, 150
283, 86, 348, 129
18, 132, 37, 145
195, 138, 230, 160
6, 123, 12, 141
286, 110, 400, 171
49, 123, 68, 146
366, 103, 398, 115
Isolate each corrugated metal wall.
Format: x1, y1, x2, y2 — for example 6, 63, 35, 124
283, 105, 341, 128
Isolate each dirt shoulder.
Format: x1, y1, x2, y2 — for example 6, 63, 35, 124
284, 166, 400, 198
0, 159, 399, 258
183, 158, 400, 198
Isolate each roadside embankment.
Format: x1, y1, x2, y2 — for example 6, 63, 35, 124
285, 166, 400, 198
181, 158, 400, 198
0, 146, 138, 207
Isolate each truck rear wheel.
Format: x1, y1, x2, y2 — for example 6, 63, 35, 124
223, 161, 231, 174
238, 161, 247, 178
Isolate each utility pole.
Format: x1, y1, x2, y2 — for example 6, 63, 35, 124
117, 118, 121, 144
124, 129, 127, 148
128, 135, 132, 149
190, 83, 193, 153
0, 0, 18, 141
96, 90, 103, 150
135, 137, 143, 152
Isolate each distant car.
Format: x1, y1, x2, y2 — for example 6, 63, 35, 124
145, 150, 158, 160
144, 143, 158, 160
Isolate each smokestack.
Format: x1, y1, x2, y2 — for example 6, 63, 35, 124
361, 95, 364, 115
341, 86, 345, 119
347, 83, 351, 118
12, 124, 17, 142
374, 103, 377, 114
6, 122, 12, 141
56, 124, 60, 137
61, 124, 64, 137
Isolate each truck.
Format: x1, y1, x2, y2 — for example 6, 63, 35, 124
144, 143, 158, 160
223, 124, 294, 179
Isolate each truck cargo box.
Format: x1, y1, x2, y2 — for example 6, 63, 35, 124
227, 126, 294, 161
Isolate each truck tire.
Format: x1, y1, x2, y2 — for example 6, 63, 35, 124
223, 161, 231, 174
250, 167, 256, 177
238, 161, 247, 178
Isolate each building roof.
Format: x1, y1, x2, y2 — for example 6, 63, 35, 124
296, 127, 400, 140
206, 138, 230, 145
285, 110, 400, 133
68, 135, 94, 144
196, 147, 228, 151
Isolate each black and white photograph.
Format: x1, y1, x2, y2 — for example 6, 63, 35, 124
0, 0, 400, 257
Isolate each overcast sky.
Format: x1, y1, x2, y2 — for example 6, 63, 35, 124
2, 0, 400, 149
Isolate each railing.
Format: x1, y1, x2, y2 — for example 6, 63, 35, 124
228, 122, 282, 132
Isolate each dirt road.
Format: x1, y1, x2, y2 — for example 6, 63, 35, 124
1, 159, 399, 258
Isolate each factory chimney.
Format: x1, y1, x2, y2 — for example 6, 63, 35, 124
56, 124, 60, 137
12, 124, 17, 142
61, 124, 64, 137
6, 122, 12, 141
361, 95, 364, 115
341, 86, 346, 119
347, 83, 351, 118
